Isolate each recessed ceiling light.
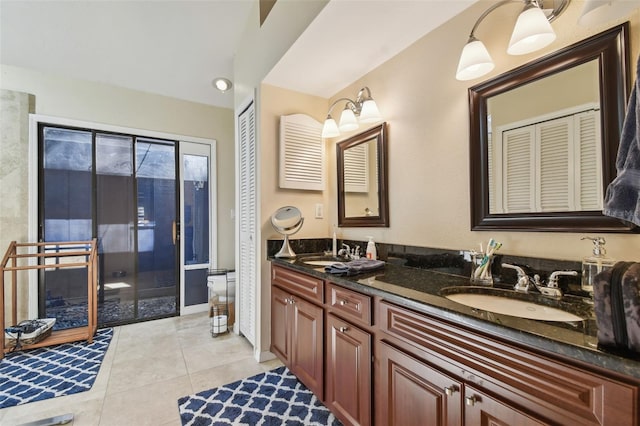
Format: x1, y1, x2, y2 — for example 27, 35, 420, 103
212, 77, 233, 92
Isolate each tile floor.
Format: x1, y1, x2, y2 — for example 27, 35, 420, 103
0, 313, 283, 426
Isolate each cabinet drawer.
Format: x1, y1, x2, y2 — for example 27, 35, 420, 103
378, 300, 639, 426
272, 264, 324, 304
327, 282, 372, 326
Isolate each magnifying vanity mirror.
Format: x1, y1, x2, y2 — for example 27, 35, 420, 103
271, 206, 304, 258
337, 123, 389, 227
469, 23, 635, 232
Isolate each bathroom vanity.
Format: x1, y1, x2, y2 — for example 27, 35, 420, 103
270, 257, 639, 426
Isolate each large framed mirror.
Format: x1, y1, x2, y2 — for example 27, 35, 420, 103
469, 23, 636, 232
337, 122, 389, 227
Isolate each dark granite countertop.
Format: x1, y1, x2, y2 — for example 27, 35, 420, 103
270, 256, 640, 381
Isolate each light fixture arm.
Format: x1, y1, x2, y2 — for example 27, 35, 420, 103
467, 0, 522, 41
467, 0, 566, 41
326, 87, 376, 116
326, 97, 359, 118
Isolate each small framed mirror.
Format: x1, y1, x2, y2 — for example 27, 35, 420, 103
469, 23, 635, 232
337, 123, 389, 227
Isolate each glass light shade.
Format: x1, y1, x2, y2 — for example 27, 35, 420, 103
321, 117, 340, 138
359, 99, 382, 123
456, 39, 495, 81
578, 0, 638, 26
338, 108, 359, 132
507, 6, 556, 55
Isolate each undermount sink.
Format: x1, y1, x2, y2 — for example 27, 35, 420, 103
440, 286, 584, 322
297, 256, 343, 267
303, 260, 337, 266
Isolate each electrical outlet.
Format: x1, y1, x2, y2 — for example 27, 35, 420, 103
315, 203, 324, 218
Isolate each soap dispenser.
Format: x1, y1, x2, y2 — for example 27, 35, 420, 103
365, 237, 377, 260
581, 236, 615, 294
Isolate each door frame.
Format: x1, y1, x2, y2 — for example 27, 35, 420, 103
179, 140, 217, 316
28, 114, 216, 319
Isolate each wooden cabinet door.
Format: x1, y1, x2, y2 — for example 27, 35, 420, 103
376, 341, 463, 426
270, 285, 291, 364
326, 313, 372, 426
291, 294, 324, 398
463, 386, 549, 426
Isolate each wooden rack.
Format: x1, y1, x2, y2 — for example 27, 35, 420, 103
1, 239, 98, 359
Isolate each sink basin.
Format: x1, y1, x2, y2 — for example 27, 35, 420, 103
303, 260, 337, 266
297, 256, 342, 267
440, 287, 584, 322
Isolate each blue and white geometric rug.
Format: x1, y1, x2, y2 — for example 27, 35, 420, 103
178, 366, 342, 426
0, 328, 113, 409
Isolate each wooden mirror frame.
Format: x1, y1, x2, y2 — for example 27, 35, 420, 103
469, 23, 636, 232
337, 122, 389, 227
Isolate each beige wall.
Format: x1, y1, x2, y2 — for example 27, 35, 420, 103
320, 0, 640, 263
0, 64, 236, 270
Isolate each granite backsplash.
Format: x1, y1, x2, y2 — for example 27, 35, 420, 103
267, 237, 586, 297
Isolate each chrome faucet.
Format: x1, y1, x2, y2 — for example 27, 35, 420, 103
338, 243, 361, 260
502, 263, 531, 292
540, 270, 578, 297
502, 263, 577, 298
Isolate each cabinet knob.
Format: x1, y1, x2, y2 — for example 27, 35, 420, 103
339, 326, 349, 333
339, 300, 348, 306
289, 297, 295, 304
465, 396, 477, 406
444, 386, 457, 396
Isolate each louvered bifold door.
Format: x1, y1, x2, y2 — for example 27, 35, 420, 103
238, 101, 256, 346
279, 114, 324, 190
502, 127, 535, 213
344, 143, 368, 193
537, 116, 572, 212
574, 110, 602, 210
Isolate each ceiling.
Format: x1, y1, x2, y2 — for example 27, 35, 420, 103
0, 0, 478, 109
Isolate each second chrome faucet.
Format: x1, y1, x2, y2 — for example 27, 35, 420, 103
502, 263, 578, 298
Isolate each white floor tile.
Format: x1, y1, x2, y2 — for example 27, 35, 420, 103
0, 313, 265, 426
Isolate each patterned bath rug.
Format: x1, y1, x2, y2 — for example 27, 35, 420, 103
0, 328, 113, 409
178, 366, 343, 426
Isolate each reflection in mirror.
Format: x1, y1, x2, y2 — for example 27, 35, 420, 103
488, 60, 602, 214
470, 23, 636, 232
337, 123, 389, 227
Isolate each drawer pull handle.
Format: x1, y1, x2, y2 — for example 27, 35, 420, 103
339, 300, 348, 306
444, 386, 457, 396
465, 396, 477, 406
339, 326, 349, 333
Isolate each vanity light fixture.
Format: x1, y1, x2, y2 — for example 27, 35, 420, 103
212, 77, 233, 92
321, 87, 382, 138
578, 0, 638, 26
456, 0, 569, 81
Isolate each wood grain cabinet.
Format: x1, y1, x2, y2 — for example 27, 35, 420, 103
463, 386, 548, 426
271, 265, 324, 397
325, 282, 373, 426
377, 300, 639, 426
271, 264, 639, 426
376, 340, 463, 426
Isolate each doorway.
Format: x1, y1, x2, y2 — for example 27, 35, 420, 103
39, 124, 179, 327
